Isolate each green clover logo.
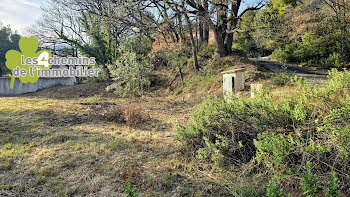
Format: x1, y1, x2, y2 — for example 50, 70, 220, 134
5, 37, 52, 89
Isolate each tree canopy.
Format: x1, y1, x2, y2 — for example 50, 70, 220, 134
0, 22, 21, 76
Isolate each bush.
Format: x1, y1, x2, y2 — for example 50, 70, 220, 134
198, 43, 216, 59
177, 91, 284, 166
325, 171, 341, 197
178, 69, 350, 191
107, 36, 154, 97
150, 43, 190, 70
232, 33, 263, 57
265, 162, 341, 197
300, 161, 320, 197
271, 42, 300, 63
254, 133, 296, 171
106, 51, 153, 97
123, 105, 150, 126
102, 105, 150, 126
266, 177, 285, 197
104, 107, 125, 123
320, 104, 350, 158
272, 31, 350, 68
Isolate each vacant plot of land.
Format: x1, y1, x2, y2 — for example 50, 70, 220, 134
0, 62, 272, 196
0, 90, 253, 196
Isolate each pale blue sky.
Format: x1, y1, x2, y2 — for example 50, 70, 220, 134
0, 0, 44, 34
0, 0, 261, 35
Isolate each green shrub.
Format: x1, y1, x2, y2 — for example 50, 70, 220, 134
198, 43, 216, 59
324, 171, 341, 197
254, 133, 296, 171
196, 135, 228, 166
271, 42, 299, 63
265, 163, 341, 197
279, 96, 308, 124
166, 45, 189, 74
320, 104, 350, 158
106, 51, 153, 97
125, 179, 138, 197
177, 91, 284, 165
178, 69, 350, 191
266, 177, 285, 197
300, 161, 320, 197
106, 35, 154, 97
272, 31, 350, 68
151, 44, 189, 70
232, 34, 259, 57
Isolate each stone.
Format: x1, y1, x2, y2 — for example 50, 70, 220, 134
250, 83, 263, 98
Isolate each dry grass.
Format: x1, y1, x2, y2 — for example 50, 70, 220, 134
0, 57, 276, 196
0, 89, 256, 196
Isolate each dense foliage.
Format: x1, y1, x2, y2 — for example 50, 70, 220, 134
106, 36, 153, 97
178, 70, 350, 192
0, 22, 21, 76
236, 0, 350, 68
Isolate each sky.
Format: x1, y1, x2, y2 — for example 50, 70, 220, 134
0, 0, 44, 34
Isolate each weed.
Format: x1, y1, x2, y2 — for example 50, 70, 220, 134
40, 167, 57, 177
324, 171, 341, 197
104, 107, 125, 123
266, 177, 285, 197
228, 177, 266, 197
34, 176, 48, 186
125, 179, 138, 197
109, 139, 125, 150
300, 161, 320, 197
86, 94, 103, 103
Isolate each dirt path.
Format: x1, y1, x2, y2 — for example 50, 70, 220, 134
250, 57, 329, 86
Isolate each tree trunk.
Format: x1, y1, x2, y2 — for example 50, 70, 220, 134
195, 15, 199, 51
214, 5, 228, 57
202, 0, 210, 43
213, 29, 226, 57
226, 2, 241, 55
199, 17, 204, 44
203, 23, 210, 43
183, 9, 199, 70
187, 24, 199, 71
175, 4, 187, 45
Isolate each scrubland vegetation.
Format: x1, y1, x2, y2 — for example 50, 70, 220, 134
1, 0, 350, 196
179, 69, 350, 195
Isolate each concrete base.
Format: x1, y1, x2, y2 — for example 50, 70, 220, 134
0, 77, 76, 95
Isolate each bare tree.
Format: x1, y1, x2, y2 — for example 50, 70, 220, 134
183, 0, 264, 57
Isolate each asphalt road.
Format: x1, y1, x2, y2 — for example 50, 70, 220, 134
250, 57, 329, 86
